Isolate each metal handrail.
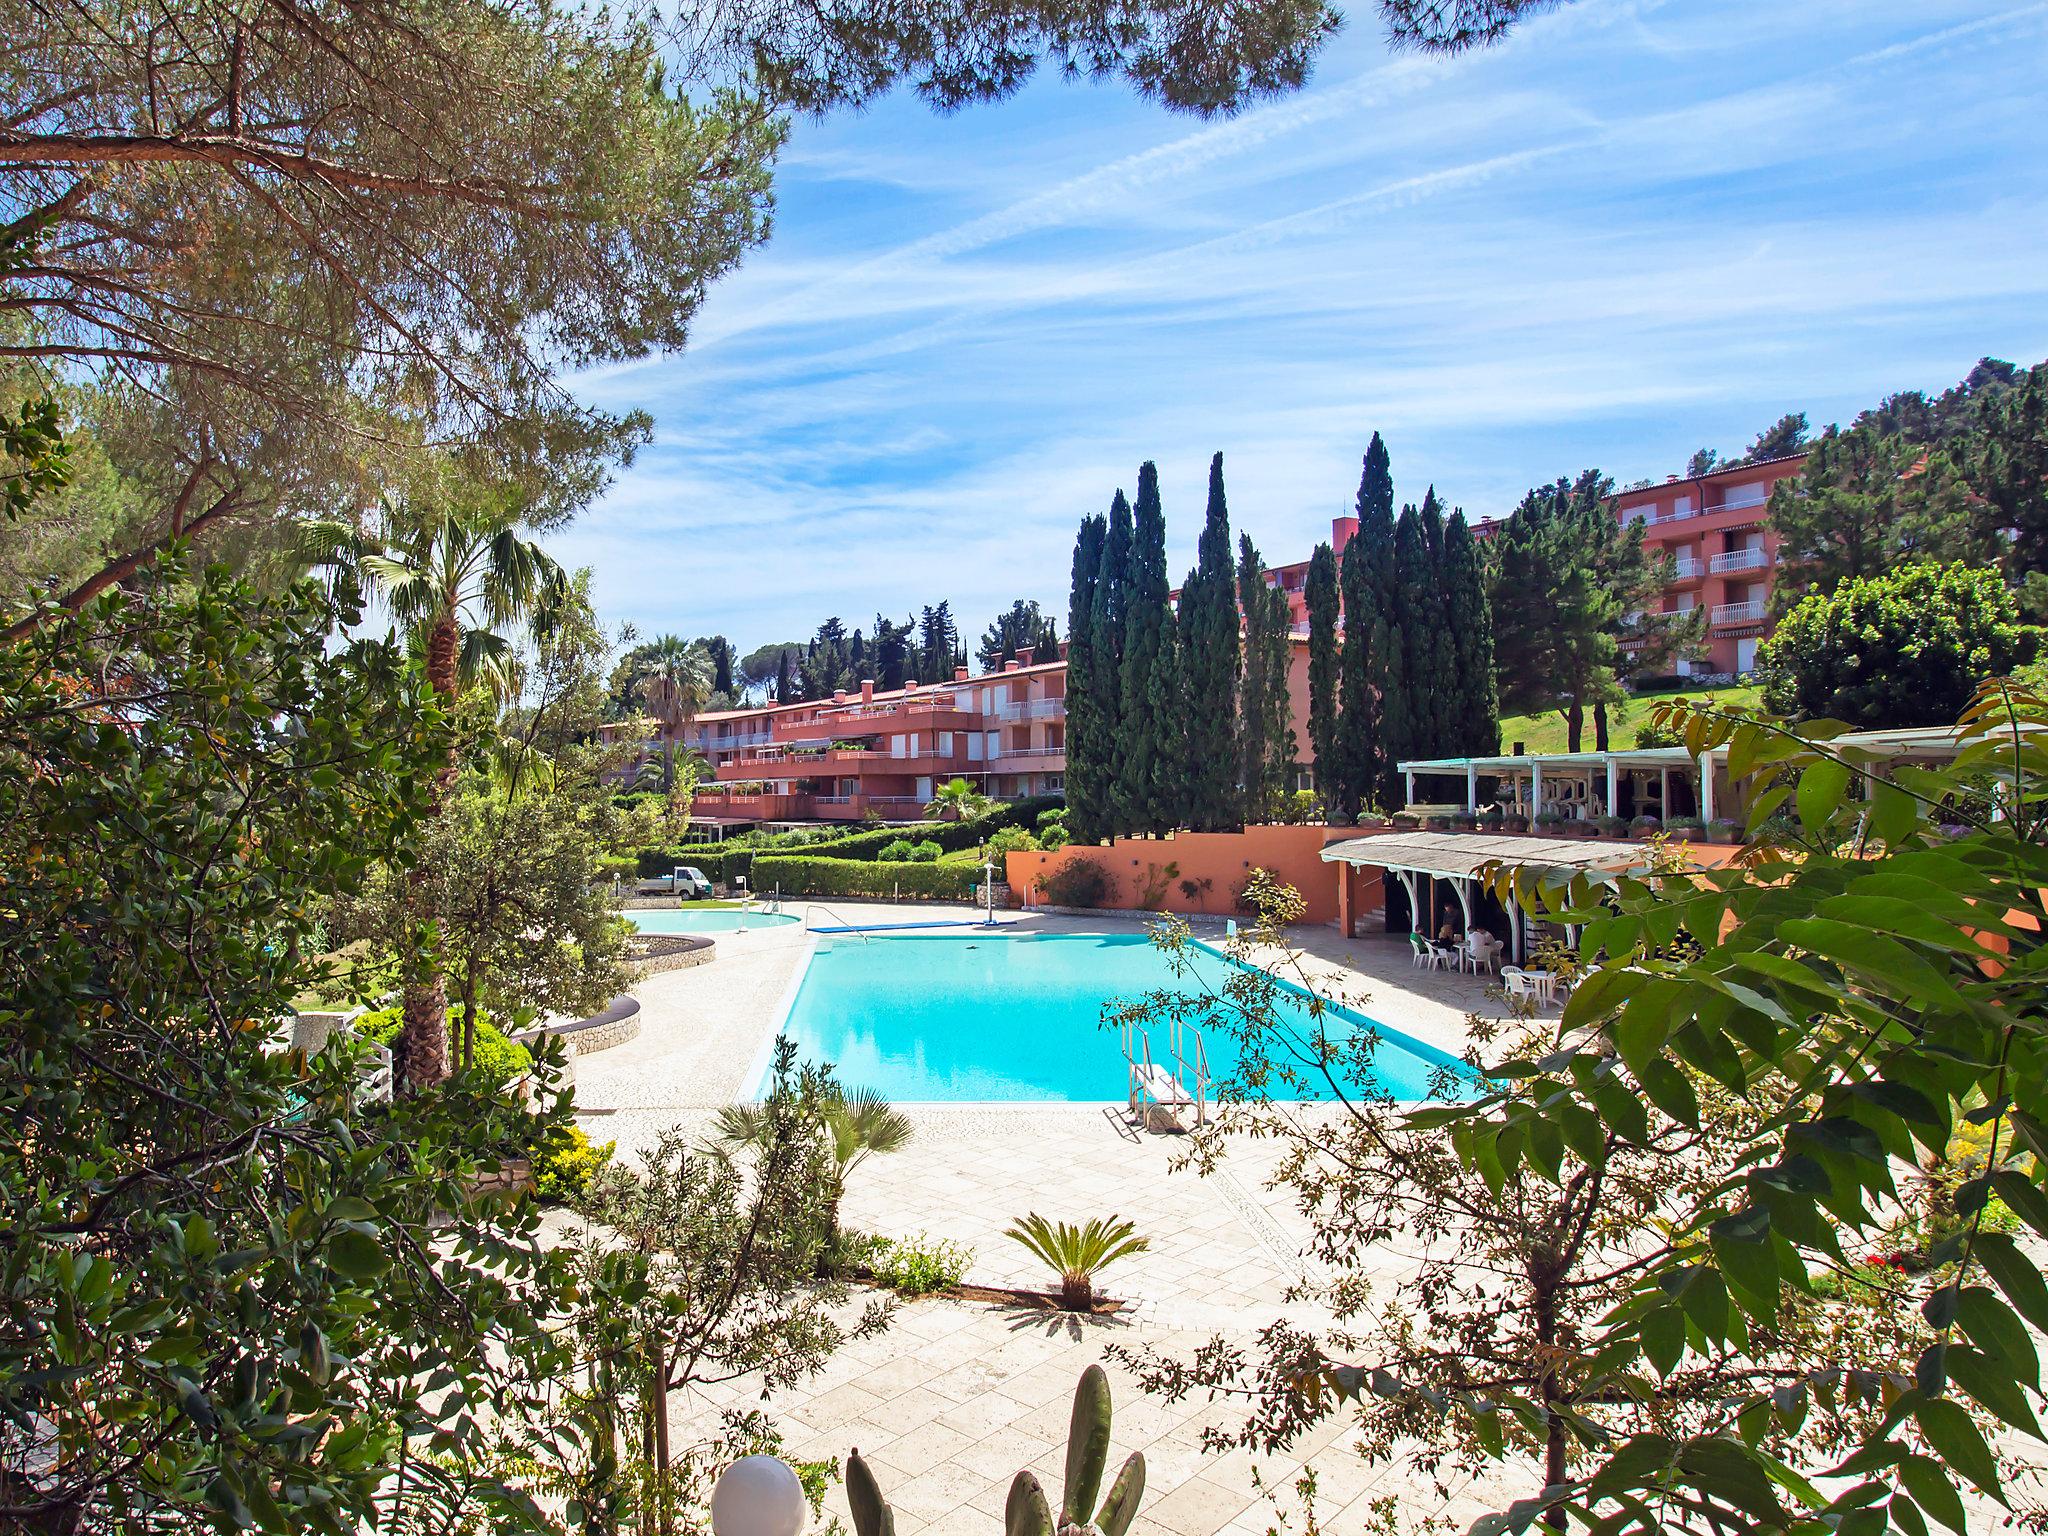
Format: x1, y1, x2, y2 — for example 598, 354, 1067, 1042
804, 903, 872, 942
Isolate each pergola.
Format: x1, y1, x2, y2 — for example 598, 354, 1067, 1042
1397, 746, 1717, 824
1319, 831, 1657, 961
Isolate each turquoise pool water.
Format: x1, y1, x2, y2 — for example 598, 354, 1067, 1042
756, 933, 1479, 1102
628, 909, 801, 934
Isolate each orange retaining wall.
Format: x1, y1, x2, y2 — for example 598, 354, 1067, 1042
1006, 825, 1358, 924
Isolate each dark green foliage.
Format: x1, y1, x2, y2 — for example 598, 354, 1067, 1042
1146, 602, 1188, 833
868, 612, 916, 688
1489, 469, 1697, 752
0, 559, 576, 1528
1119, 464, 1179, 834
976, 598, 1058, 670
1767, 424, 1987, 610
1304, 540, 1341, 803
1337, 435, 1399, 816
917, 601, 964, 682
1395, 501, 1452, 758
1441, 510, 1498, 754
1178, 454, 1242, 829
1962, 361, 2048, 602
1237, 533, 1296, 820
1735, 409, 1809, 464
1757, 562, 2041, 726
751, 855, 984, 900
357, 1004, 532, 1089
1093, 487, 1133, 775
1064, 512, 1109, 841
699, 633, 737, 695
633, 797, 1061, 880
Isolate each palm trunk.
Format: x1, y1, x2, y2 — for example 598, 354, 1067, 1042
1564, 701, 1584, 754
1593, 700, 1610, 753
397, 612, 461, 1091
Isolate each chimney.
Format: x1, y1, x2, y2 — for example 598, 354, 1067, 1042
1332, 514, 1359, 554
1017, 646, 1034, 667
832, 688, 847, 704
954, 664, 970, 682
1056, 641, 1069, 662
1666, 474, 1679, 482
1004, 658, 1021, 672
860, 679, 874, 703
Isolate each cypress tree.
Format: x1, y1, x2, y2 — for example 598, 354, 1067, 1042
1338, 434, 1399, 817
1118, 463, 1174, 834
1305, 541, 1341, 813
1396, 502, 1454, 758
1091, 489, 1133, 831
1238, 533, 1295, 821
1180, 453, 1242, 829
1442, 509, 1499, 755
1149, 598, 1188, 831
1236, 535, 1272, 819
1064, 513, 1108, 840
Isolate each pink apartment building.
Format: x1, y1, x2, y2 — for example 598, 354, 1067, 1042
657, 648, 1067, 828
1608, 451, 1807, 678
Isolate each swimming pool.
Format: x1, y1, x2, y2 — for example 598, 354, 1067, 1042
628, 909, 801, 934
752, 932, 1479, 1102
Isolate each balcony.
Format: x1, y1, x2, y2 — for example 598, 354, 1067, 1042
995, 698, 1064, 722
1711, 599, 1766, 626
1651, 503, 1697, 525
1709, 547, 1771, 574
998, 746, 1066, 762
1670, 556, 1703, 580
1708, 491, 1768, 514
698, 728, 772, 749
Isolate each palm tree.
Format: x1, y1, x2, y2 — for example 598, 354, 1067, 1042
713, 1086, 913, 1238
926, 775, 992, 822
308, 489, 566, 1088
633, 635, 714, 793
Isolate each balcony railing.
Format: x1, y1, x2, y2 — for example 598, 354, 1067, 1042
1671, 556, 1702, 579
998, 746, 1066, 761
1712, 599, 1766, 625
995, 698, 1064, 721
699, 728, 772, 748
1709, 491, 1768, 513
1709, 547, 1770, 574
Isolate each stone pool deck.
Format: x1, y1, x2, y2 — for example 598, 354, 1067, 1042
569, 904, 1546, 1534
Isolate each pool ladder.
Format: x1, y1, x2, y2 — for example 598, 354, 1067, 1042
1121, 1016, 1209, 1131
802, 903, 871, 942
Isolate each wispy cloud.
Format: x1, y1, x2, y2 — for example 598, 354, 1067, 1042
554, 0, 2048, 645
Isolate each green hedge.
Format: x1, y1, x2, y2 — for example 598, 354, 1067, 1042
750, 855, 985, 901
629, 796, 1062, 882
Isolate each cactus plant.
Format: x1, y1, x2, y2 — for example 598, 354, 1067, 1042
845, 1366, 1145, 1536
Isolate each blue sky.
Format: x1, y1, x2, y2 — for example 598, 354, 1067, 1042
556, 0, 2048, 654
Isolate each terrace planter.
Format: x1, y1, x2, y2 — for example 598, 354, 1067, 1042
1630, 816, 1662, 837
1708, 818, 1742, 844
1451, 815, 1478, 832
1391, 814, 1420, 831
1427, 815, 1453, 832
1666, 818, 1707, 840
1595, 817, 1628, 839
1502, 815, 1530, 834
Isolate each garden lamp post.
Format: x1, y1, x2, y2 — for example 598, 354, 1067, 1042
711, 1454, 808, 1536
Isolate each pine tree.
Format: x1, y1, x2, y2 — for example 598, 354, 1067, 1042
1179, 453, 1243, 829
1118, 464, 1176, 834
1092, 488, 1133, 829
1063, 514, 1108, 840
1441, 509, 1499, 755
1304, 541, 1341, 813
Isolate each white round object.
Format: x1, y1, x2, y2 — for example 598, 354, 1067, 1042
711, 1454, 808, 1536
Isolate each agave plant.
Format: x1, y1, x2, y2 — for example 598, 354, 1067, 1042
848, 1365, 1143, 1536
1004, 1214, 1148, 1312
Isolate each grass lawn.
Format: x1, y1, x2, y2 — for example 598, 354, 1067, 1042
1499, 683, 1762, 755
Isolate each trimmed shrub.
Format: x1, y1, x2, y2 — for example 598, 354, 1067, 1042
1035, 858, 1112, 909
1037, 823, 1072, 850
752, 855, 983, 901
356, 1004, 531, 1089
878, 838, 942, 862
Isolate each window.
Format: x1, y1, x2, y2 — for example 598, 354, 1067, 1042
967, 735, 984, 761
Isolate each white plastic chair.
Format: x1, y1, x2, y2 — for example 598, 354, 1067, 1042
1410, 934, 1441, 970
1466, 932, 1502, 974
1501, 966, 1544, 1003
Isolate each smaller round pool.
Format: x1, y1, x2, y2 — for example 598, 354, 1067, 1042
628, 909, 802, 934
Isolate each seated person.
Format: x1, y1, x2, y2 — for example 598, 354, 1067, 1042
1436, 917, 1463, 946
